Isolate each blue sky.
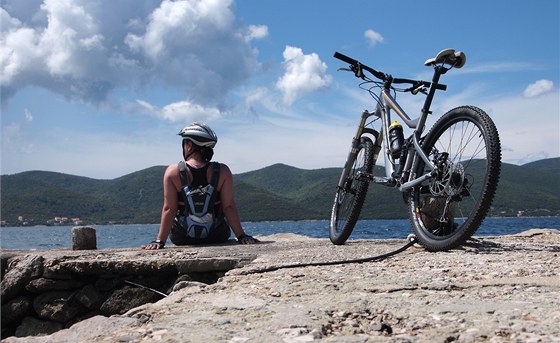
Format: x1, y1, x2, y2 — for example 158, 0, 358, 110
1, 0, 558, 179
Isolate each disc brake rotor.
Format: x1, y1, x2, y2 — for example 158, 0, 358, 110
429, 160, 465, 197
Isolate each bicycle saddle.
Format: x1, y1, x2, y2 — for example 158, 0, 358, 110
424, 49, 466, 69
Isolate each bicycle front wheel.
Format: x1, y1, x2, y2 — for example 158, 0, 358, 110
330, 137, 374, 245
408, 106, 501, 251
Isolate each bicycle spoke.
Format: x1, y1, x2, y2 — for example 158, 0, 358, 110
409, 106, 501, 251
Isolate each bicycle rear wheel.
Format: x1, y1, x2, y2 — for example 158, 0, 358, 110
330, 137, 374, 245
408, 106, 501, 251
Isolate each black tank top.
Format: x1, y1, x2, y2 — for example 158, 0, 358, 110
187, 163, 210, 187
177, 163, 221, 205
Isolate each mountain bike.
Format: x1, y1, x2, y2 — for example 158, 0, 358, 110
330, 49, 501, 251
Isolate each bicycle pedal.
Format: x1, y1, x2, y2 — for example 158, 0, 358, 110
356, 171, 374, 181
372, 176, 396, 187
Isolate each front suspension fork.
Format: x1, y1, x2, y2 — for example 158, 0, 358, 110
337, 110, 379, 189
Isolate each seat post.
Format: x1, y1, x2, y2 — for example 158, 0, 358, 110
417, 66, 447, 132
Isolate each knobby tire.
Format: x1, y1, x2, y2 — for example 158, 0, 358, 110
408, 106, 501, 251
330, 137, 374, 245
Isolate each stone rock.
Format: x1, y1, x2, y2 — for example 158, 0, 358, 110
33, 291, 86, 323
1, 253, 16, 278
71, 226, 97, 250
1, 296, 33, 326
94, 277, 123, 291
75, 284, 105, 310
14, 317, 63, 337
171, 280, 207, 293
50, 259, 176, 275
128, 274, 175, 291
25, 278, 85, 293
175, 258, 240, 273
99, 286, 161, 315
4, 315, 139, 343
1, 255, 44, 302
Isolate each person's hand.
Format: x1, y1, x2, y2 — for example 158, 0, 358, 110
237, 234, 259, 244
143, 240, 165, 250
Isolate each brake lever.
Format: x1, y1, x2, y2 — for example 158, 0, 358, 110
336, 65, 364, 79
353, 63, 364, 79
411, 84, 427, 95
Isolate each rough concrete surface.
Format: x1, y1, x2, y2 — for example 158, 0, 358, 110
2, 229, 559, 343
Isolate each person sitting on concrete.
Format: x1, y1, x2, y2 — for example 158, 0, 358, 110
143, 123, 258, 250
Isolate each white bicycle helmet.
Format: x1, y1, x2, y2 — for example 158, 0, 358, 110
177, 122, 218, 148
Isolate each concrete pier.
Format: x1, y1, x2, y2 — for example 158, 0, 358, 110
1, 229, 559, 342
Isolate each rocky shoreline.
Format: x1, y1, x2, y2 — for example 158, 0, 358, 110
1, 229, 559, 342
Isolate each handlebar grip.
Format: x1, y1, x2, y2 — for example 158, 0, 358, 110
334, 51, 386, 81
333, 51, 359, 66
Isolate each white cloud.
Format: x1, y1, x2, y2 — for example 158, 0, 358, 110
1, 0, 127, 103
134, 99, 222, 123
1, 0, 261, 108
459, 61, 540, 74
523, 79, 554, 97
123, 0, 258, 106
124, 0, 236, 61
276, 46, 332, 106
364, 29, 383, 48
243, 24, 268, 42
40, 0, 105, 78
161, 101, 222, 122
0, 7, 22, 30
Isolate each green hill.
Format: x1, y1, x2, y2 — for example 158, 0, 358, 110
1, 158, 559, 226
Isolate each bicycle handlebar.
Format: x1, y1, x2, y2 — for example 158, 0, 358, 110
334, 52, 386, 80
334, 51, 447, 91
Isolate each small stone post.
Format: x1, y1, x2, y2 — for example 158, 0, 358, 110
72, 226, 97, 250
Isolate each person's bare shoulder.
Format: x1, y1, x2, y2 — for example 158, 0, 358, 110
218, 162, 232, 175
165, 163, 179, 176
163, 163, 182, 190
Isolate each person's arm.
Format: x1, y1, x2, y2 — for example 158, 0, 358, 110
143, 165, 179, 250
218, 164, 258, 244
218, 164, 244, 237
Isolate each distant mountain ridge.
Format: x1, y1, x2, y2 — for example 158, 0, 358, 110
1, 158, 558, 226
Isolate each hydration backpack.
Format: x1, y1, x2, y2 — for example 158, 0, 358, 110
176, 161, 221, 239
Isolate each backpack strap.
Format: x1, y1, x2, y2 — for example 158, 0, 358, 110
178, 160, 189, 186
209, 162, 220, 187
205, 162, 221, 210
178, 161, 219, 187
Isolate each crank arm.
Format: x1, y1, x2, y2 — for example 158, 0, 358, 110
356, 172, 396, 186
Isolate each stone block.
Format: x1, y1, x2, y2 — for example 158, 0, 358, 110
72, 227, 97, 250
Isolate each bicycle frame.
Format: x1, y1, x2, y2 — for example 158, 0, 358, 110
331, 49, 501, 250
337, 66, 448, 193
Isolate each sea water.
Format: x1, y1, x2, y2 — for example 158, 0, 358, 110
1, 217, 559, 251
